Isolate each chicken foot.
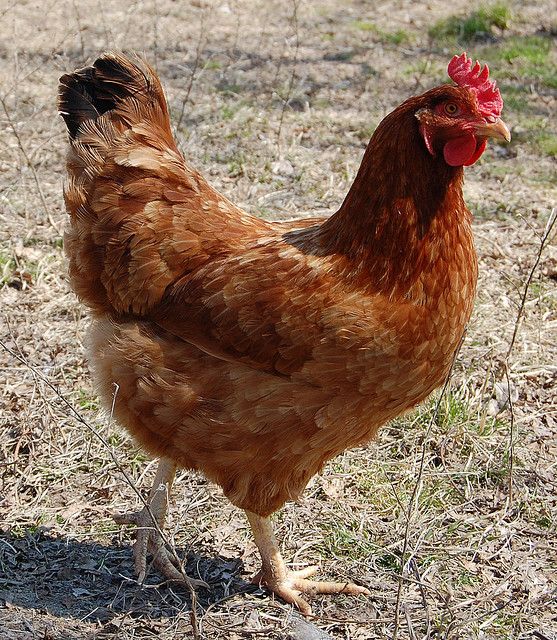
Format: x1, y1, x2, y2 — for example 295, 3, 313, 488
114, 457, 206, 588
246, 510, 370, 615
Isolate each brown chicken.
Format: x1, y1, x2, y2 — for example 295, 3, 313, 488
58, 52, 509, 614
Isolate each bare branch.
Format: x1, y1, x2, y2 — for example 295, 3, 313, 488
0, 96, 62, 235
275, 0, 300, 152
505, 208, 557, 363
392, 336, 464, 639
503, 207, 557, 505
175, 7, 209, 133
0, 335, 201, 622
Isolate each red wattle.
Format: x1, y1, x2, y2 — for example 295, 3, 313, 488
463, 139, 487, 166
443, 134, 477, 166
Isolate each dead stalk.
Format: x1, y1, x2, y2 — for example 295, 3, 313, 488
152, 0, 159, 68
97, 0, 113, 50
71, 0, 86, 61
275, 0, 300, 152
175, 8, 208, 133
0, 96, 62, 235
392, 338, 463, 639
0, 335, 201, 634
505, 208, 557, 363
503, 207, 557, 504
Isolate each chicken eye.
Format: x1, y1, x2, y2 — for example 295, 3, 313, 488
444, 102, 459, 116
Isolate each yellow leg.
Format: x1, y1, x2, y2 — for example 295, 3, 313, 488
245, 510, 369, 615
114, 457, 206, 588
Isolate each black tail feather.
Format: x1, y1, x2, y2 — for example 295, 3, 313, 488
58, 69, 101, 138
58, 53, 155, 139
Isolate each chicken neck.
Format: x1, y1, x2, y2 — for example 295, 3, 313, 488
318, 99, 469, 298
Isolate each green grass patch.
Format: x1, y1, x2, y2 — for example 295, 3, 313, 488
375, 551, 399, 571
536, 513, 553, 529
399, 388, 500, 436
76, 389, 99, 412
319, 516, 379, 561
352, 20, 377, 32
455, 567, 482, 587
220, 102, 241, 120
128, 450, 150, 474
204, 59, 222, 71
514, 497, 555, 529
500, 85, 530, 113
402, 59, 446, 81
471, 196, 515, 220
536, 132, 557, 157
0, 251, 15, 284
511, 114, 557, 157
217, 82, 242, 95
355, 123, 377, 142
219, 101, 255, 133
486, 35, 556, 89
497, 34, 552, 67
107, 432, 124, 447
7, 521, 44, 537
352, 20, 410, 45
429, 3, 511, 43
89, 517, 122, 538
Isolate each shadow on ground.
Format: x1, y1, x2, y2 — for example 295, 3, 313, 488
0, 528, 255, 623
0, 529, 335, 640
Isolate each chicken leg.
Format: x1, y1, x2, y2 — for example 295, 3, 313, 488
245, 510, 370, 615
113, 457, 206, 588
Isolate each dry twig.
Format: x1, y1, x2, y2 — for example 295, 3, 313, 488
503, 207, 557, 503
275, 0, 300, 151
0, 336, 202, 637
392, 337, 464, 639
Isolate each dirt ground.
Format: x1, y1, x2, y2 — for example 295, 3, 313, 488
0, 0, 556, 638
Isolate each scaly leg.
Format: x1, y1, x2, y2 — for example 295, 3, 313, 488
114, 457, 206, 588
246, 510, 369, 615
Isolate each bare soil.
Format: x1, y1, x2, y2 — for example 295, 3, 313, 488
1, 1, 556, 639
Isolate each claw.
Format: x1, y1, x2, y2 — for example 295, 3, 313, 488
254, 566, 370, 614
113, 506, 208, 588
245, 511, 369, 615
113, 459, 207, 589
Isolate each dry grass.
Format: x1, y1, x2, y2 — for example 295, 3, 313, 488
1, 1, 556, 638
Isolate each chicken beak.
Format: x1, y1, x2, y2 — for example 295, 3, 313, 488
474, 118, 511, 142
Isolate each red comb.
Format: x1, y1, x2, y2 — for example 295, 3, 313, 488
447, 52, 503, 119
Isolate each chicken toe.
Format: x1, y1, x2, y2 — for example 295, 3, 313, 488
253, 565, 370, 615
113, 458, 207, 589
246, 511, 369, 615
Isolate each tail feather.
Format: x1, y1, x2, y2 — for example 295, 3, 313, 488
58, 52, 169, 139
58, 70, 100, 138
58, 52, 190, 316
